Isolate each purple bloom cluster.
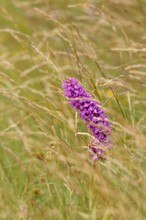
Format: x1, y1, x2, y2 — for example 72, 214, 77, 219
89, 144, 105, 161
63, 78, 112, 161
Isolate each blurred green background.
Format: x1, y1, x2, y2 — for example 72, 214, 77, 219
0, 0, 146, 219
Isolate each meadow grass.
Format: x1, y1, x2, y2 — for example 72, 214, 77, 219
0, 0, 146, 219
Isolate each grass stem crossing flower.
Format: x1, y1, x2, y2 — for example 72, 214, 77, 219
63, 78, 112, 161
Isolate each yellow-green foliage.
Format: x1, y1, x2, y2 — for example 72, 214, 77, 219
0, 0, 146, 219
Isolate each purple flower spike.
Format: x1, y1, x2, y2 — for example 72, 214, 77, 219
63, 78, 112, 161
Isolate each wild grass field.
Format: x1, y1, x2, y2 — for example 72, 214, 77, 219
0, 0, 146, 219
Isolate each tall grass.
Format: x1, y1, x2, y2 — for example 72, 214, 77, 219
0, 0, 146, 219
